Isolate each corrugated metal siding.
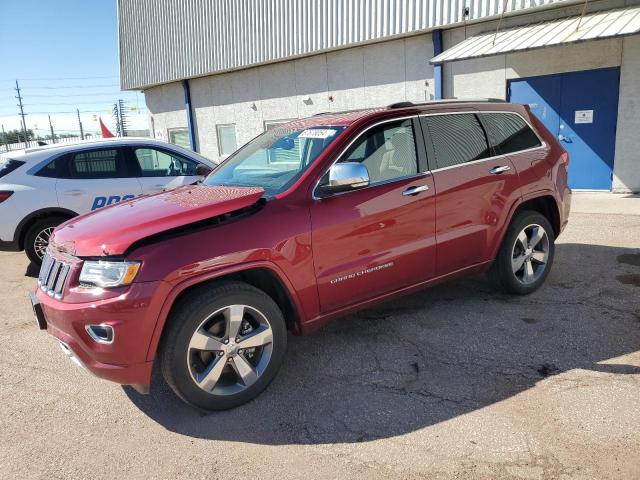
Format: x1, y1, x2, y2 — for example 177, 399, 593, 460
431, 6, 640, 63
118, 0, 569, 90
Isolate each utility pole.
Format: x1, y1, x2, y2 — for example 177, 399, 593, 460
112, 103, 122, 136
15, 80, 29, 147
76, 108, 85, 140
118, 99, 129, 137
1, 124, 8, 152
48, 115, 55, 143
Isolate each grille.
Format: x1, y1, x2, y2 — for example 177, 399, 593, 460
37, 252, 71, 300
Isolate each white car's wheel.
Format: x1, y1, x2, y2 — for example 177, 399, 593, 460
24, 216, 67, 265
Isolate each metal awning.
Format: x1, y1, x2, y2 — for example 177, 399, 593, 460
431, 6, 640, 64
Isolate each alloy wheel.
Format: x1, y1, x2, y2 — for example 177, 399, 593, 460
511, 224, 550, 285
33, 227, 54, 260
186, 304, 274, 396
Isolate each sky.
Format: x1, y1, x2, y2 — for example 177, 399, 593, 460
0, 0, 148, 137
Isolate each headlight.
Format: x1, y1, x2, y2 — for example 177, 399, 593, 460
79, 261, 141, 288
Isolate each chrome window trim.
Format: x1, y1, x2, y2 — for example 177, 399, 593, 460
311, 109, 547, 200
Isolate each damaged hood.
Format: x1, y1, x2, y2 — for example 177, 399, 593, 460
51, 185, 264, 257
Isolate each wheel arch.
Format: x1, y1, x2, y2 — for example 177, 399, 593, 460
512, 195, 561, 237
146, 263, 304, 362
490, 193, 561, 262
15, 207, 78, 249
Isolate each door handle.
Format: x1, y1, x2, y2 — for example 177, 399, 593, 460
402, 185, 429, 196
489, 165, 511, 175
63, 189, 85, 196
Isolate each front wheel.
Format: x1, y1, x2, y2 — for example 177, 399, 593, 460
159, 281, 287, 410
489, 211, 555, 295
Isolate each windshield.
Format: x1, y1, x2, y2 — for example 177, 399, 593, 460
204, 125, 346, 196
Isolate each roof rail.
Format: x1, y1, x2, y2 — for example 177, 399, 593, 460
388, 101, 415, 109
387, 98, 507, 109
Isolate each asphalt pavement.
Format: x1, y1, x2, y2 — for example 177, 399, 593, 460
1, 192, 639, 479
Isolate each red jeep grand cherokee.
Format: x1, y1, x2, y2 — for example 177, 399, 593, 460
32, 100, 571, 410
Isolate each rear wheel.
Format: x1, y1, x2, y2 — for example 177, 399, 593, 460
489, 211, 555, 295
159, 281, 287, 410
24, 216, 67, 265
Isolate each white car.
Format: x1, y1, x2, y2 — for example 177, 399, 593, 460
0, 137, 216, 264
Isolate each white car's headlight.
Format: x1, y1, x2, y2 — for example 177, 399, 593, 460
79, 261, 141, 288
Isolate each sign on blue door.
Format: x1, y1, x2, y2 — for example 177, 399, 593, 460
508, 68, 620, 190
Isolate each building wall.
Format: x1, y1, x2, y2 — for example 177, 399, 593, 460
613, 34, 640, 192
118, 0, 571, 90
441, 0, 640, 192
143, 0, 640, 191
145, 35, 435, 160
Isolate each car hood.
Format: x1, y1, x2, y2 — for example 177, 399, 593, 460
50, 185, 264, 257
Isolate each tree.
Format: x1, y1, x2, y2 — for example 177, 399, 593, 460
0, 129, 35, 144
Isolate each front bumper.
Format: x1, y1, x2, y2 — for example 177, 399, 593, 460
35, 280, 168, 392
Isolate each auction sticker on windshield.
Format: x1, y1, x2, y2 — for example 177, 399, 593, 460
299, 129, 337, 139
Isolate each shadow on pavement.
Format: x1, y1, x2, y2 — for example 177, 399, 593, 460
124, 242, 640, 444
25, 262, 39, 278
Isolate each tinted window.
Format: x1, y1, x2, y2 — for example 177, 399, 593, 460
0, 159, 25, 178
424, 114, 490, 169
36, 156, 71, 178
339, 119, 418, 184
481, 113, 542, 154
69, 149, 127, 179
134, 148, 198, 177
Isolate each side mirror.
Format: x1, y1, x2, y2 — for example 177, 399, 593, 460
317, 162, 370, 197
196, 164, 213, 177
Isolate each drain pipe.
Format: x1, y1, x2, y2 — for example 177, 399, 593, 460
432, 29, 444, 100
182, 79, 197, 152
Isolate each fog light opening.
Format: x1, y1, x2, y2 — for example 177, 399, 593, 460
85, 324, 115, 344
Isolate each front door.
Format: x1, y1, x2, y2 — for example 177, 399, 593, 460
508, 67, 620, 190
129, 146, 202, 194
310, 118, 436, 313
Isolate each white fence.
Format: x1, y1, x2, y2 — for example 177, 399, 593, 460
2, 134, 106, 153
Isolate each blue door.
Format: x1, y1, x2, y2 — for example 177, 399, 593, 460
508, 68, 620, 190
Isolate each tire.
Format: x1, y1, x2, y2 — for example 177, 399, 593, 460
489, 210, 555, 295
159, 281, 287, 410
24, 216, 67, 265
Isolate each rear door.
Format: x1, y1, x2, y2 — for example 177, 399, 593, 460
310, 117, 436, 313
421, 112, 521, 276
130, 146, 201, 194
55, 147, 142, 214
479, 111, 547, 193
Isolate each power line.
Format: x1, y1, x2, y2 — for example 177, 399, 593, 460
23, 92, 134, 98
0, 84, 121, 91
0, 75, 119, 81
8, 101, 134, 106
0, 109, 147, 115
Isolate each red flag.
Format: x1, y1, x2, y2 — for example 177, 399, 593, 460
99, 117, 115, 138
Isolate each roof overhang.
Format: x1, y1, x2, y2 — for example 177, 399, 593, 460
431, 6, 640, 64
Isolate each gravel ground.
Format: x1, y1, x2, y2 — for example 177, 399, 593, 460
1, 193, 639, 480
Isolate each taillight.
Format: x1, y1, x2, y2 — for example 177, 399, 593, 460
560, 152, 570, 167
0, 191, 14, 203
